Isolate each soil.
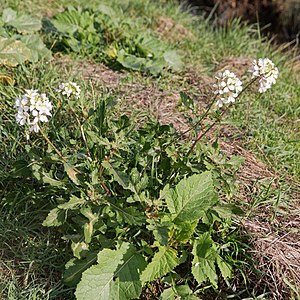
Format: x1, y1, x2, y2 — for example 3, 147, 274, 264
183, 0, 300, 43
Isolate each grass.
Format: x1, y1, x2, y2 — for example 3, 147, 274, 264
0, 0, 299, 299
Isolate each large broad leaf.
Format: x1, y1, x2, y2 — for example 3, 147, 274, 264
51, 9, 82, 34
117, 50, 146, 71
5, 11, 41, 33
75, 243, 129, 300
191, 233, 218, 288
163, 50, 183, 71
110, 245, 147, 300
2, 8, 17, 23
173, 220, 198, 243
164, 172, 217, 224
20, 34, 52, 62
0, 37, 31, 66
140, 246, 179, 284
63, 253, 97, 286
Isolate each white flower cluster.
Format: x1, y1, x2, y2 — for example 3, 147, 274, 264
15, 89, 52, 133
249, 58, 278, 93
57, 82, 81, 99
213, 70, 243, 107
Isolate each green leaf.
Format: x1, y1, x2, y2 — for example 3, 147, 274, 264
160, 285, 198, 300
117, 50, 146, 71
2, 8, 17, 23
192, 233, 218, 288
81, 207, 98, 244
72, 241, 89, 259
63, 253, 97, 286
20, 34, 52, 62
141, 246, 179, 284
0, 37, 31, 66
58, 195, 84, 210
164, 172, 217, 224
173, 220, 198, 243
42, 208, 65, 227
51, 9, 80, 34
102, 161, 135, 193
6, 13, 41, 33
110, 245, 147, 300
216, 255, 232, 282
64, 162, 80, 185
97, 4, 116, 17
75, 243, 130, 300
31, 163, 63, 186
11, 159, 31, 177
163, 50, 183, 71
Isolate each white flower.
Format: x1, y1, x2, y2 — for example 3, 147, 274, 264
249, 58, 278, 93
213, 70, 243, 107
57, 82, 81, 99
14, 89, 52, 134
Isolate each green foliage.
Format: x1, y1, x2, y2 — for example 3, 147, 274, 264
0, 8, 51, 66
5, 81, 245, 299
46, 6, 183, 74
164, 172, 217, 224
141, 246, 179, 284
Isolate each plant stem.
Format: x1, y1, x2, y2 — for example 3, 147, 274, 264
180, 94, 218, 137
187, 77, 259, 155
39, 127, 67, 163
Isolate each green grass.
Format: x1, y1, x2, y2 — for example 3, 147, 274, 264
0, 0, 299, 298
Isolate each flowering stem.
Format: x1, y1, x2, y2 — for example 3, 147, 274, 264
187, 76, 259, 156
39, 127, 67, 163
180, 94, 218, 138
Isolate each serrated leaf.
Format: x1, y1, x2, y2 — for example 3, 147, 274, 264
192, 233, 218, 288
63, 253, 97, 286
163, 50, 183, 71
64, 162, 80, 185
164, 172, 217, 224
141, 246, 179, 284
111, 245, 147, 299
75, 243, 130, 300
42, 208, 65, 227
216, 255, 232, 282
118, 206, 146, 225
0, 37, 31, 66
102, 161, 135, 192
173, 220, 198, 243
6, 14, 41, 33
